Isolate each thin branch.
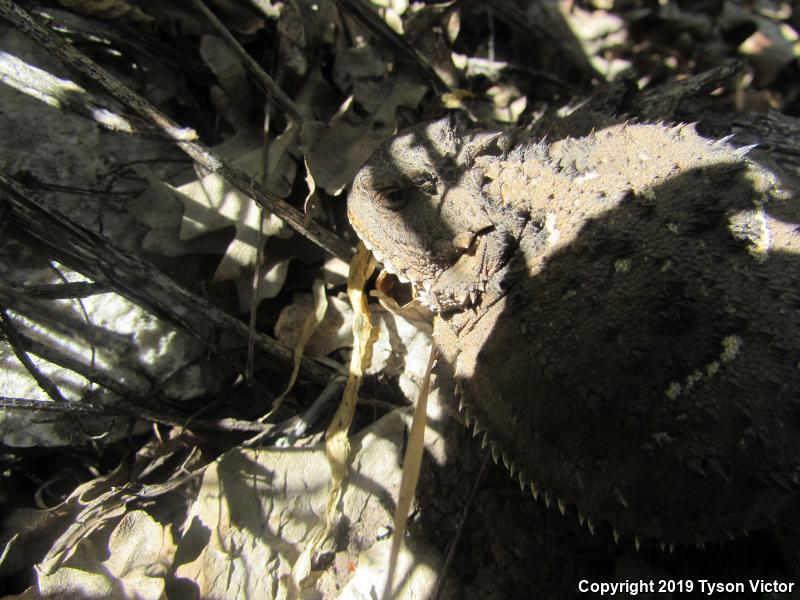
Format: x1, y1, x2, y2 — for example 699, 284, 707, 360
0, 396, 279, 437
0, 396, 113, 414
0, 283, 133, 356
0, 307, 68, 403
334, 0, 450, 92
631, 60, 743, 119
487, 0, 601, 88
0, 171, 344, 386
0, 0, 353, 262
190, 0, 303, 123
11, 281, 109, 300
0, 325, 157, 403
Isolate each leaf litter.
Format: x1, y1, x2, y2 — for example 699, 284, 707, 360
2, 0, 800, 598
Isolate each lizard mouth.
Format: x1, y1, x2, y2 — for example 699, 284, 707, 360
356, 226, 504, 312
356, 233, 447, 310
356, 234, 415, 285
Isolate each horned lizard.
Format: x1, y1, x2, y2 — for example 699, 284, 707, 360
347, 116, 800, 546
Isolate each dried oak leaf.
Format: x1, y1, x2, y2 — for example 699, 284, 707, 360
171, 133, 295, 281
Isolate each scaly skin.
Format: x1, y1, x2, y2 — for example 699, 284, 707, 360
347, 116, 800, 545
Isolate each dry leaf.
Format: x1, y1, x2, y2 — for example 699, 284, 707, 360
562, 5, 630, 80
275, 292, 354, 357
302, 43, 427, 194
282, 243, 378, 596
173, 410, 432, 598
338, 538, 439, 600
738, 19, 800, 86
199, 34, 254, 130
278, 0, 341, 75
233, 256, 292, 311
251, 0, 285, 19
404, 2, 460, 88
173, 137, 294, 281
1, 466, 126, 577
11, 511, 171, 600
269, 277, 329, 411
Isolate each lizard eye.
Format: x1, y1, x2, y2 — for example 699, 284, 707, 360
379, 187, 408, 210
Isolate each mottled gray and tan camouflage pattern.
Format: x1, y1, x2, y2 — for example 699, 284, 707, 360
348, 116, 800, 545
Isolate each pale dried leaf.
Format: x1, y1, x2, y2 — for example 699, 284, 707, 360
561, 4, 630, 80
278, 0, 308, 74
284, 243, 378, 595
275, 292, 354, 356
383, 8, 404, 34
338, 538, 438, 600
739, 21, 800, 86
323, 256, 351, 288
303, 43, 426, 193
252, 0, 285, 19
2, 466, 135, 582
39, 491, 132, 575
174, 410, 416, 599
0, 506, 73, 579
404, 2, 460, 87
270, 277, 329, 410
278, 0, 341, 75
200, 34, 254, 130
368, 304, 437, 409
234, 256, 292, 311
391, 0, 408, 16
173, 138, 294, 280
444, 7, 460, 44
12, 511, 170, 600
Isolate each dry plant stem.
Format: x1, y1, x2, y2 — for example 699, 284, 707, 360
3, 395, 272, 436
0, 45, 157, 135
0, 283, 133, 355
279, 245, 377, 599
247, 94, 274, 383
0, 395, 239, 432
432, 450, 491, 600
486, 0, 600, 88
382, 344, 437, 600
333, 0, 450, 92
12, 281, 109, 300
0, 171, 342, 386
0, 326, 156, 402
190, 0, 303, 123
0, 307, 68, 403
243, 375, 344, 447
631, 61, 742, 118
0, 396, 111, 414
247, 203, 265, 385
0, 0, 352, 262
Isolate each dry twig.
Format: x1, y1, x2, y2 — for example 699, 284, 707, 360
0, 0, 353, 261
0, 171, 344, 386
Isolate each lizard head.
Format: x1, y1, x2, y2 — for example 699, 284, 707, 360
347, 116, 517, 311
